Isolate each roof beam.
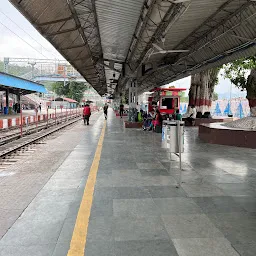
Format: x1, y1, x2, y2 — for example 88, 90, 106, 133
70, 56, 91, 62
46, 26, 80, 36
59, 44, 86, 50
125, 0, 158, 64
102, 63, 122, 74
118, 1, 189, 92
37, 16, 73, 26
67, 0, 106, 90
103, 59, 124, 65
139, 2, 256, 90
125, 1, 190, 74
135, 3, 189, 69
230, 34, 256, 43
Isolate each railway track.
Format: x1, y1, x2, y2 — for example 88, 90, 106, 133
0, 115, 83, 169
0, 113, 80, 146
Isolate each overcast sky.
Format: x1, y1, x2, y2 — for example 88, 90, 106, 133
0, 0, 63, 59
0, 0, 244, 96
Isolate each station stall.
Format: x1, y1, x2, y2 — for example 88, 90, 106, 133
147, 87, 186, 116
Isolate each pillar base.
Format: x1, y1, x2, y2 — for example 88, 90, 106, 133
124, 121, 143, 128
128, 108, 137, 122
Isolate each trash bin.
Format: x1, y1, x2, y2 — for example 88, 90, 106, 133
169, 121, 184, 153
161, 121, 172, 149
3, 106, 8, 115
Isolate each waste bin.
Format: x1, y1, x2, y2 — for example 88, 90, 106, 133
169, 121, 184, 153
3, 106, 8, 115
161, 120, 172, 149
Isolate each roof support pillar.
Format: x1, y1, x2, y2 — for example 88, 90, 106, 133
128, 79, 138, 122
5, 88, 9, 109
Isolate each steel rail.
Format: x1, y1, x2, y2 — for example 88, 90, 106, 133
0, 115, 82, 159
0, 113, 81, 146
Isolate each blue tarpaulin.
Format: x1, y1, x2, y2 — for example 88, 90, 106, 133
235, 102, 244, 118
214, 102, 222, 116
0, 72, 47, 94
224, 102, 232, 116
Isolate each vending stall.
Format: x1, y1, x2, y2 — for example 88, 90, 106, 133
148, 87, 186, 114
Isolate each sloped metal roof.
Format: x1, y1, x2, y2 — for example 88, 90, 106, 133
0, 72, 47, 94
137, 0, 256, 91
95, 0, 145, 94
9, 0, 107, 95
96, 0, 145, 62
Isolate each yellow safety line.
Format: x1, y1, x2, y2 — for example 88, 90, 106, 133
67, 121, 106, 256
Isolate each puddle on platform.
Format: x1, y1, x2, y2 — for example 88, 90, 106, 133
0, 171, 16, 177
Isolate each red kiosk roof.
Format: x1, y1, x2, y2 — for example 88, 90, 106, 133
150, 87, 186, 92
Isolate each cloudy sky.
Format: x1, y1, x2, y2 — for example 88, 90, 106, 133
0, 0, 63, 59
0, 0, 245, 96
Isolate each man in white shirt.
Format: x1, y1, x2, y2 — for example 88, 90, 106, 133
184, 105, 197, 125
191, 105, 197, 119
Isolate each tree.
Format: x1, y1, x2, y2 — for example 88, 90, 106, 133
52, 81, 87, 103
188, 67, 221, 113
67, 81, 87, 102
52, 81, 69, 96
41, 81, 54, 91
223, 56, 256, 117
213, 92, 218, 101
179, 91, 189, 103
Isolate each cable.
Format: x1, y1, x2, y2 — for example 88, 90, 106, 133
0, 20, 50, 59
0, 9, 59, 59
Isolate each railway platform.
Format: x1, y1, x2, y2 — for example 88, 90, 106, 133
0, 109, 255, 256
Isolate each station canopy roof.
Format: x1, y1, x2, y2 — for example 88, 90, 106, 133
0, 72, 47, 95
9, 0, 256, 95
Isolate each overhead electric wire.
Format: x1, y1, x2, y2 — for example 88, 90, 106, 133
0, 20, 50, 59
0, 9, 59, 59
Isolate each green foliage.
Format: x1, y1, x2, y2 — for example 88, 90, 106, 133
213, 92, 218, 101
209, 67, 221, 87
180, 96, 189, 103
180, 91, 186, 97
223, 56, 256, 90
67, 82, 87, 102
179, 91, 188, 102
52, 81, 87, 102
52, 81, 69, 96
41, 81, 54, 91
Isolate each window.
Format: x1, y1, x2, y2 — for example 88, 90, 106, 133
174, 98, 178, 108
162, 98, 173, 109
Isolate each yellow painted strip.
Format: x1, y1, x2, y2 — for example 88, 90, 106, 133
67, 121, 106, 256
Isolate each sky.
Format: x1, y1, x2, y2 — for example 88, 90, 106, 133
0, 0, 246, 97
0, 0, 63, 59
167, 71, 246, 97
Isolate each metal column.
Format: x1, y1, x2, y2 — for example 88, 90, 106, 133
128, 80, 138, 122
6, 89, 9, 110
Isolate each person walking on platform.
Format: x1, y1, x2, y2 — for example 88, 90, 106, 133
119, 103, 124, 118
83, 104, 91, 125
38, 103, 42, 112
103, 103, 108, 120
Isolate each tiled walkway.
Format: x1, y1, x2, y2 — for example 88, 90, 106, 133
0, 109, 255, 255
88, 110, 256, 256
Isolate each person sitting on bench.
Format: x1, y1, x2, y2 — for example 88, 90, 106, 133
175, 109, 182, 121
152, 109, 163, 131
187, 105, 197, 125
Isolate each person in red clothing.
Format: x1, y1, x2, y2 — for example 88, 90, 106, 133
83, 104, 91, 125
